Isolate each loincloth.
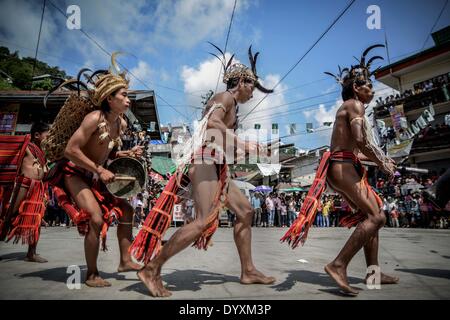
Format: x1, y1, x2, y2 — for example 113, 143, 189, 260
50, 161, 123, 251
0, 176, 47, 246
281, 151, 382, 248
130, 145, 229, 264
0, 137, 48, 246
328, 151, 383, 228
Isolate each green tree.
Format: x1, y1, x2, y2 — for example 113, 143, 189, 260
0, 46, 68, 90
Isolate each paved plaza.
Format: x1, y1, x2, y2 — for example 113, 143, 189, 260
1, 226, 449, 300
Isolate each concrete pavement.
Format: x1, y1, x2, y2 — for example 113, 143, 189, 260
1, 226, 449, 300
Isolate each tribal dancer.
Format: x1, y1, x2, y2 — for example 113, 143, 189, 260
130, 45, 276, 297
282, 45, 399, 296
45, 56, 143, 287
0, 122, 49, 263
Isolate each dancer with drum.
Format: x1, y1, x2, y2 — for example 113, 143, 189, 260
44, 56, 143, 287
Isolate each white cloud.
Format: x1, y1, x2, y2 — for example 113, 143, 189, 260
129, 60, 153, 88
303, 100, 341, 126
160, 69, 171, 82
0, 0, 253, 79
180, 53, 232, 106
239, 74, 288, 131
180, 53, 288, 136
153, 0, 251, 48
321, 83, 338, 94
0, 0, 59, 56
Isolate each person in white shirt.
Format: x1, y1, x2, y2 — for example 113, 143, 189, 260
265, 195, 275, 227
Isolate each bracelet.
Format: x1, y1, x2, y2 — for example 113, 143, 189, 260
96, 164, 105, 175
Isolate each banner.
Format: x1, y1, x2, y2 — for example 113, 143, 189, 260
0, 112, 18, 133
385, 104, 437, 153
272, 123, 278, 134
389, 104, 406, 137
387, 139, 414, 158
289, 123, 297, 135
172, 204, 184, 222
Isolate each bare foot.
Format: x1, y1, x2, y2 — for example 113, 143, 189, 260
117, 261, 142, 272
137, 264, 172, 297
24, 254, 48, 263
365, 272, 399, 285
240, 269, 276, 285
85, 274, 112, 288
324, 263, 359, 296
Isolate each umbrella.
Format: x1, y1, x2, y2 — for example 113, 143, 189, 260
279, 187, 305, 193
253, 185, 273, 193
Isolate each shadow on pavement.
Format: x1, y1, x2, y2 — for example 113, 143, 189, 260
16, 266, 135, 283
271, 269, 362, 292
0, 252, 27, 262
396, 268, 450, 280
317, 287, 362, 297
121, 269, 241, 295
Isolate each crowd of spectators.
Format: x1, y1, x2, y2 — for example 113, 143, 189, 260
238, 168, 449, 230
375, 73, 450, 108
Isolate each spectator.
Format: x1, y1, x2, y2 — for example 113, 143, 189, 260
390, 207, 400, 228
265, 194, 275, 227
251, 192, 262, 227
315, 200, 323, 227
410, 194, 421, 227
288, 197, 297, 227
322, 198, 332, 227
280, 197, 288, 227
273, 193, 282, 227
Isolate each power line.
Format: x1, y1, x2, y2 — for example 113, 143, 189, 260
47, 0, 201, 99
0, 39, 196, 110
0, 39, 91, 68
240, 0, 357, 122
46, 0, 190, 121
239, 81, 422, 124
214, 0, 238, 93
30, 0, 47, 88
240, 57, 450, 124
242, 98, 338, 124
421, 0, 449, 50
270, 48, 423, 98
243, 90, 341, 118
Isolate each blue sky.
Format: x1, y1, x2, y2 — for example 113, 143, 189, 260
1, 0, 449, 150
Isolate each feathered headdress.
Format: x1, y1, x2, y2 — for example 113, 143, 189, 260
324, 44, 385, 85
208, 42, 273, 93
91, 52, 130, 106
43, 52, 129, 108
